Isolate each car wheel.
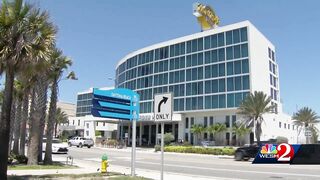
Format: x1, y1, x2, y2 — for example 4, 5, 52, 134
68, 142, 72, 147
235, 152, 244, 161
79, 143, 83, 148
87, 146, 91, 148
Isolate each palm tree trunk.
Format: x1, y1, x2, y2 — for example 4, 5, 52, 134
8, 99, 16, 154
38, 82, 48, 162
0, 69, 15, 180
13, 101, 22, 154
19, 93, 29, 155
44, 79, 58, 164
27, 89, 36, 158
255, 121, 262, 145
54, 122, 58, 138
27, 78, 48, 165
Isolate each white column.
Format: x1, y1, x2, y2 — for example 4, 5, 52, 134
139, 122, 143, 146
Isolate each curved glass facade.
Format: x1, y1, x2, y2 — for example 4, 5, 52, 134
116, 27, 250, 114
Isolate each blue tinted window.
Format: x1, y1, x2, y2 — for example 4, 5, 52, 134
234, 45, 241, 59
218, 48, 225, 61
235, 93, 243, 107
170, 45, 174, 57
233, 29, 240, 44
211, 35, 217, 48
212, 50, 218, 62
198, 53, 203, 65
205, 36, 210, 49
198, 67, 203, 80
226, 31, 233, 45
212, 65, 218, 77
205, 51, 211, 64
242, 59, 249, 73
234, 61, 241, 74
241, 44, 248, 57
191, 68, 197, 80
227, 62, 233, 75
212, 80, 218, 93
212, 95, 219, 108
240, 27, 247, 42
192, 54, 197, 66
219, 79, 225, 92
186, 83, 191, 96
179, 70, 185, 82
205, 96, 211, 109
180, 42, 185, 55
186, 55, 191, 67
219, 94, 226, 108
218, 33, 225, 47
227, 93, 235, 108
187, 41, 191, 53
205, 66, 211, 78
235, 76, 242, 90
205, 80, 211, 93
192, 39, 197, 52
198, 38, 203, 51
242, 75, 250, 89
198, 96, 203, 109
186, 69, 191, 81
186, 98, 191, 110
226, 47, 233, 60
218, 63, 225, 76
227, 78, 234, 91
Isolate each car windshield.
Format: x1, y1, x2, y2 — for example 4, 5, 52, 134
52, 139, 62, 143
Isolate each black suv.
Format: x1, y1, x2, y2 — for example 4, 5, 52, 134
234, 144, 259, 161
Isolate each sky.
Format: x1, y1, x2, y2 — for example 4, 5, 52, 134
28, 0, 320, 115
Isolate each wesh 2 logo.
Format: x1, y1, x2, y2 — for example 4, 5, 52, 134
254, 143, 295, 163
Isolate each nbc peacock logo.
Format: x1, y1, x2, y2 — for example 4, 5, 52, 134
259, 144, 278, 158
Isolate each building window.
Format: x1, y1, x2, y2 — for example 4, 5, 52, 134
226, 116, 230, 128
284, 123, 286, 129
191, 117, 194, 126
185, 133, 189, 142
185, 118, 189, 129
78, 120, 80, 126
210, 117, 214, 125
73, 120, 75, 125
232, 115, 236, 126
279, 122, 281, 128
204, 117, 208, 127
103, 122, 105, 126
288, 124, 290, 130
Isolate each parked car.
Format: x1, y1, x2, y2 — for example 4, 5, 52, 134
234, 144, 259, 161
68, 136, 94, 148
42, 138, 68, 154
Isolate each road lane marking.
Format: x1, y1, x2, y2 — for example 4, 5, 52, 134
134, 161, 320, 178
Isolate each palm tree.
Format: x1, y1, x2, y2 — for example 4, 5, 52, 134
292, 107, 319, 144
44, 48, 74, 164
54, 108, 68, 138
207, 123, 227, 145
232, 124, 252, 146
0, 0, 56, 175
190, 124, 205, 145
12, 80, 24, 154
237, 91, 274, 145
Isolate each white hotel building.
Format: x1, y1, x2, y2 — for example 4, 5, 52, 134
114, 21, 300, 146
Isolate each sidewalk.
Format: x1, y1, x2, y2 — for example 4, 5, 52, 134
7, 155, 232, 180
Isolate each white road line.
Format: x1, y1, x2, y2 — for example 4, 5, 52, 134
135, 161, 320, 178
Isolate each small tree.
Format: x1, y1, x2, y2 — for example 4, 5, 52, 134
163, 133, 174, 146
190, 124, 205, 145
232, 124, 252, 146
207, 123, 227, 145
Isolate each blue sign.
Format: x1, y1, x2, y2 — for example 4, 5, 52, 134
91, 88, 139, 121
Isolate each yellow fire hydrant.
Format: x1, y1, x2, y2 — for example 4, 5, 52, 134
101, 154, 109, 173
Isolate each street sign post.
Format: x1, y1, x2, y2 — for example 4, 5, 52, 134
154, 93, 173, 180
91, 88, 139, 176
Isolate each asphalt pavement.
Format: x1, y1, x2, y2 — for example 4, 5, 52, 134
54, 146, 320, 180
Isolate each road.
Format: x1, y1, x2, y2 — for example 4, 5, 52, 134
54, 146, 320, 180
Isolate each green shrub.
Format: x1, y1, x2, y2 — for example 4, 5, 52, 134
163, 146, 235, 155
154, 145, 161, 152
164, 133, 174, 146
276, 136, 288, 144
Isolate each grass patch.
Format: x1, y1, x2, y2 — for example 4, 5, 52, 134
8, 161, 77, 170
